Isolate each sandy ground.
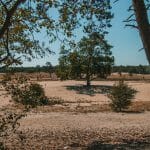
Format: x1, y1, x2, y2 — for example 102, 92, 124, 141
0, 90, 12, 108
40, 80, 150, 103
20, 111, 150, 131
1, 80, 150, 149
1, 80, 150, 108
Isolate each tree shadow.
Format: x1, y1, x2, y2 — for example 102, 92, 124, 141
121, 110, 144, 114
87, 141, 150, 150
64, 85, 112, 96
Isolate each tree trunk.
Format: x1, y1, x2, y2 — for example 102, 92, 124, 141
86, 79, 91, 87
86, 73, 91, 87
132, 0, 150, 64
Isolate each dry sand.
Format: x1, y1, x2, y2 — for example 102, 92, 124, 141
1, 80, 150, 149
1, 80, 150, 108
40, 80, 150, 103
20, 111, 150, 131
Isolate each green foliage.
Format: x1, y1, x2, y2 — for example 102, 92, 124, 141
112, 65, 150, 74
56, 49, 71, 80
108, 80, 137, 112
57, 32, 114, 86
13, 83, 49, 107
0, 0, 113, 66
2, 74, 49, 107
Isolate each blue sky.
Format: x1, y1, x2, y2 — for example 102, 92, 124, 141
23, 1, 149, 67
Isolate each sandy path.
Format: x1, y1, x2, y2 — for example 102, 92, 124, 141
20, 111, 150, 131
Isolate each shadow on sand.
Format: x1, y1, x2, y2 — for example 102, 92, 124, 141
87, 141, 150, 150
64, 85, 112, 96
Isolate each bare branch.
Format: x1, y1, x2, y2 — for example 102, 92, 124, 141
123, 19, 136, 23
125, 24, 139, 29
124, 14, 135, 21
113, 0, 119, 3
146, 4, 150, 10
138, 47, 144, 52
127, 5, 134, 11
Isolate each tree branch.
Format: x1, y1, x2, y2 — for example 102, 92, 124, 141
0, 0, 8, 12
0, 0, 27, 39
127, 5, 134, 11
138, 47, 144, 52
113, 0, 119, 3
124, 14, 135, 22
123, 19, 136, 23
125, 24, 139, 29
0, 28, 11, 63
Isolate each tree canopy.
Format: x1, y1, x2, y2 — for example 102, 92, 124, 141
0, 0, 113, 67
57, 33, 114, 86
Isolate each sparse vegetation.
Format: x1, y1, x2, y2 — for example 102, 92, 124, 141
48, 97, 64, 105
0, 111, 26, 149
108, 80, 137, 112
2, 74, 49, 107
57, 32, 114, 86
0, 0, 150, 149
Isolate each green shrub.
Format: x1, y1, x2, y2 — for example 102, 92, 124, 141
108, 80, 137, 112
2, 74, 49, 108
12, 83, 49, 107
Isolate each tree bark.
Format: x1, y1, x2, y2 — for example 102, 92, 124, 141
132, 0, 150, 64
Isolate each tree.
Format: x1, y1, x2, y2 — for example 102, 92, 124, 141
120, 0, 150, 63
45, 61, 53, 77
108, 80, 137, 112
58, 33, 114, 86
132, 0, 150, 64
0, 0, 113, 66
56, 48, 70, 80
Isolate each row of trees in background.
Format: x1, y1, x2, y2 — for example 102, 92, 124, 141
1, 64, 150, 76
113, 65, 150, 74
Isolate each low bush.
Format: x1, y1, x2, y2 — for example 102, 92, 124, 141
12, 83, 49, 107
48, 97, 64, 105
2, 74, 49, 108
108, 80, 137, 112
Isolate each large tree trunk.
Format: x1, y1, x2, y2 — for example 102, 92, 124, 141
132, 0, 150, 64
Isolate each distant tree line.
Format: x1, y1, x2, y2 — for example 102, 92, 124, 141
0, 63, 54, 74
0, 64, 150, 75
112, 65, 150, 74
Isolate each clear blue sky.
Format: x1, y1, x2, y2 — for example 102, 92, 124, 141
23, 1, 149, 67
